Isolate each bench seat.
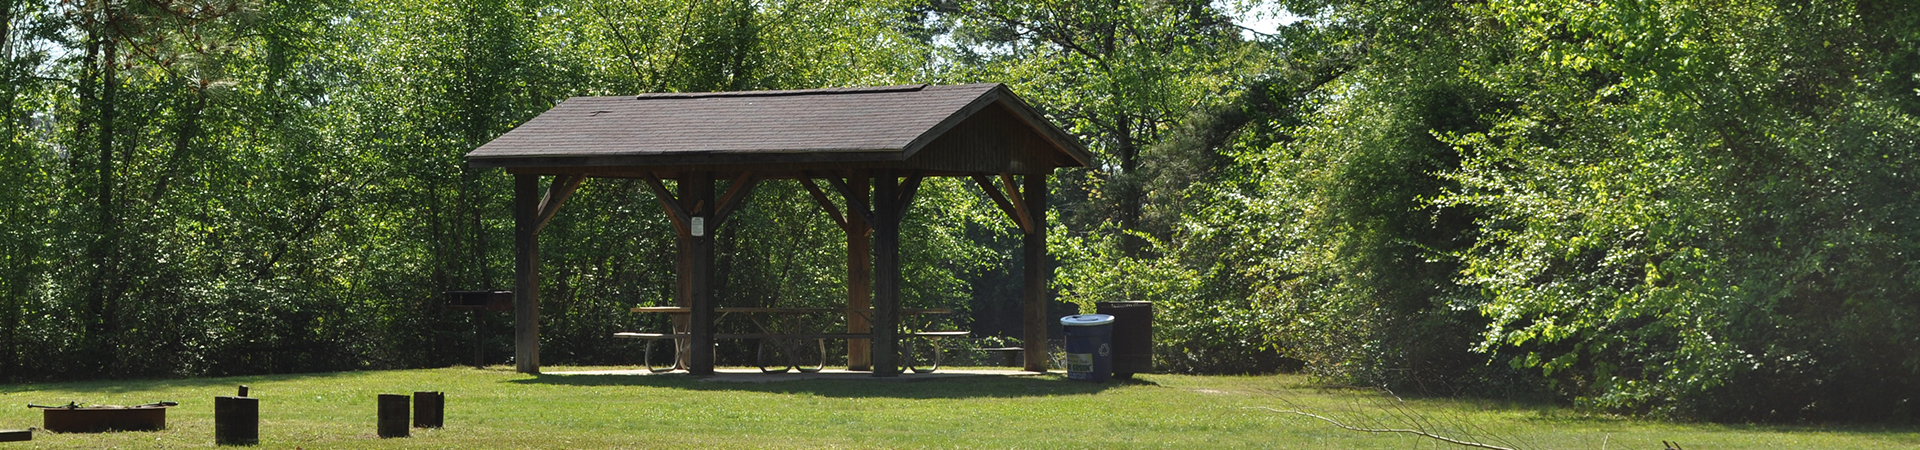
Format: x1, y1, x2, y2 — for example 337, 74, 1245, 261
613, 331, 970, 373
615, 331, 967, 340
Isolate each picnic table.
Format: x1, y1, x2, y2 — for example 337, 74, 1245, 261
618, 307, 965, 373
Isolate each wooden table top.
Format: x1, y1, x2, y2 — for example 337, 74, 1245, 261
630, 306, 954, 314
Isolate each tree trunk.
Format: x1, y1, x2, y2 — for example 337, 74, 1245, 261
0, 0, 21, 381
82, 6, 121, 377
1114, 115, 1145, 257
146, 89, 204, 206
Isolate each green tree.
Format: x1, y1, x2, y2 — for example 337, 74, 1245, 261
1443, 0, 1920, 419
0, 0, 59, 378
940, 0, 1251, 256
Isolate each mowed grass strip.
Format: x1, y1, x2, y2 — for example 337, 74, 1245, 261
0, 367, 1914, 449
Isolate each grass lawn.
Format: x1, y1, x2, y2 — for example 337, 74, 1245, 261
0, 366, 1914, 449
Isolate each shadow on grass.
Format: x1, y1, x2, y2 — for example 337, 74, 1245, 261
1252, 384, 1920, 444
508, 372, 1156, 399
0, 370, 365, 395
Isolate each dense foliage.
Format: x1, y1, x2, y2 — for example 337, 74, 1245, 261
0, 0, 969, 379
1448, 0, 1920, 421
1, 0, 1914, 422
1047, 0, 1920, 421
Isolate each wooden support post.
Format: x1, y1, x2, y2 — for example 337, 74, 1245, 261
845, 175, 873, 370
1022, 174, 1050, 372
869, 171, 922, 377
802, 173, 875, 371
645, 172, 758, 374
670, 175, 694, 370
513, 175, 541, 374
870, 172, 901, 376
686, 172, 717, 375
471, 310, 485, 368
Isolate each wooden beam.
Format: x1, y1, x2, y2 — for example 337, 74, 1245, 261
685, 172, 718, 375
971, 174, 1030, 233
892, 172, 924, 223
717, 172, 756, 210
710, 172, 760, 230
823, 175, 876, 225
513, 175, 542, 374
798, 177, 847, 228
844, 174, 872, 370
870, 171, 902, 377
641, 173, 691, 237
534, 174, 586, 233
671, 178, 694, 370
999, 173, 1030, 229
1021, 174, 1050, 373
647, 170, 703, 371
808, 170, 877, 370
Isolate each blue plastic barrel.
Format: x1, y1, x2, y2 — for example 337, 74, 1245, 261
1060, 314, 1115, 382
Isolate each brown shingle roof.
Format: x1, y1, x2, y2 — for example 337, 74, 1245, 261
465, 83, 1088, 174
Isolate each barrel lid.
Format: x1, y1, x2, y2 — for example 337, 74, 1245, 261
1060, 314, 1114, 326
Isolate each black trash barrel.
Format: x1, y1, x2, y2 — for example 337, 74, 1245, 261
413, 391, 444, 428
377, 394, 410, 438
1060, 314, 1114, 382
1096, 301, 1153, 379
214, 385, 259, 446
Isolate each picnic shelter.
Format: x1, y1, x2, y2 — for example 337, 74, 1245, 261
466, 83, 1091, 376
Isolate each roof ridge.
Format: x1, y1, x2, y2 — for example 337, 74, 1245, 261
634, 84, 929, 100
